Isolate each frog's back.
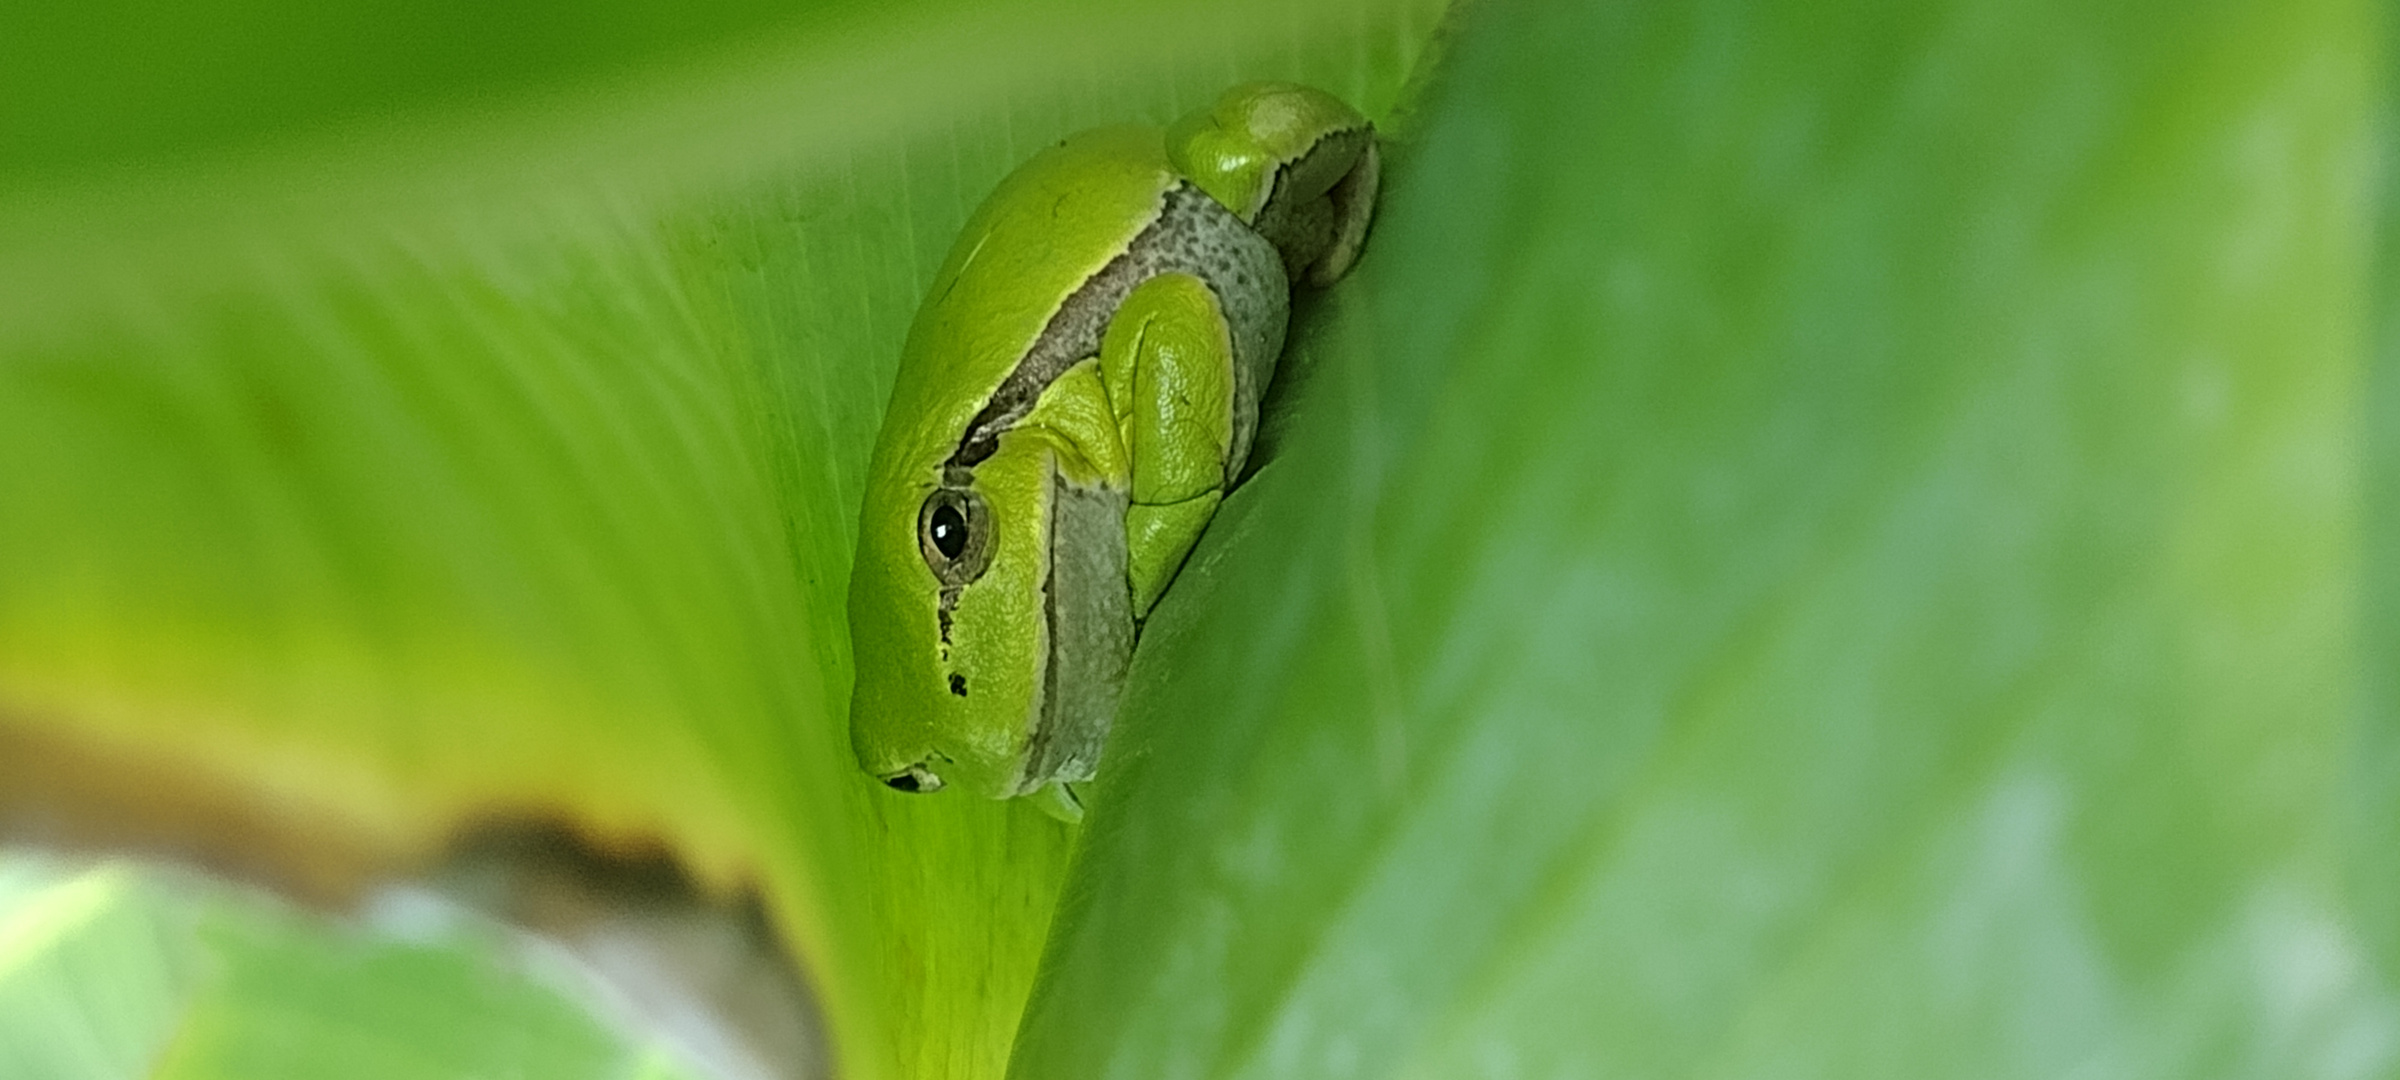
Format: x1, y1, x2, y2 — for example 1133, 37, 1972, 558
877, 125, 1177, 471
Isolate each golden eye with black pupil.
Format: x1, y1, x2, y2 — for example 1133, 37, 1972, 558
917, 488, 994, 585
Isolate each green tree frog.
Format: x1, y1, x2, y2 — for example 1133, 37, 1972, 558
847, 82, 1379, 821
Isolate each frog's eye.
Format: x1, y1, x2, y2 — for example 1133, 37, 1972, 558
930, 504, 967, 559
917, 488, 994, 585
882, 765, 944, 793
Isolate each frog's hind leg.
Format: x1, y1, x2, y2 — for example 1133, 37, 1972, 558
1173, 83, 1380, 286
1258, 128, 1379, 286
1100, 271, 1241, 616
1171, 83, 1382, 286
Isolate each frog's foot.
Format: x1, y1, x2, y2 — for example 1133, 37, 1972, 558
1029, 781, 1086, 825
1309, 137, 1379, 285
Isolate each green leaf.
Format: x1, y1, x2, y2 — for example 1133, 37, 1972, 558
0, 861, 193, 1080
0, 1, 1445, 1077
1015, 0, 2387, 1076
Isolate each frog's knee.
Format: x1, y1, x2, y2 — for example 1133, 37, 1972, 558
1167, 85, 1378, 285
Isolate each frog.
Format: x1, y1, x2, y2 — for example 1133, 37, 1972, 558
846, 81, 1378, 822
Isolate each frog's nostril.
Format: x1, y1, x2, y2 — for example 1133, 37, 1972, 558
882, 766, 943, 793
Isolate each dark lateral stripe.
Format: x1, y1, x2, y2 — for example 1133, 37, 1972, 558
947, 183, 1280, 469
1017, 469, 1133, 792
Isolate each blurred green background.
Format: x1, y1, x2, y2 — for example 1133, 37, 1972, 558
0, 0, 2387, 1077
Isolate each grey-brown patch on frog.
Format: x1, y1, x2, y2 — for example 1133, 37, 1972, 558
1015, 468, 1133, 794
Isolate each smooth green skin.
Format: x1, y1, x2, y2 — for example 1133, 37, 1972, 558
848, 84, 1371, 806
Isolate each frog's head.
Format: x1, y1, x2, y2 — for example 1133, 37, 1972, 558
846, 436, 1062, 802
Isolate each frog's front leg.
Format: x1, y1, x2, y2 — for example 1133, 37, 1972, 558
1100, 271, 1240, 616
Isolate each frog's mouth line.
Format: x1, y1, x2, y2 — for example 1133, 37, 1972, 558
1014, 460, 1133, 796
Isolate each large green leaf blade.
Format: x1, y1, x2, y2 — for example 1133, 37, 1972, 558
0, 2, 1446, 1076
1015, 0, 2381, 1075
